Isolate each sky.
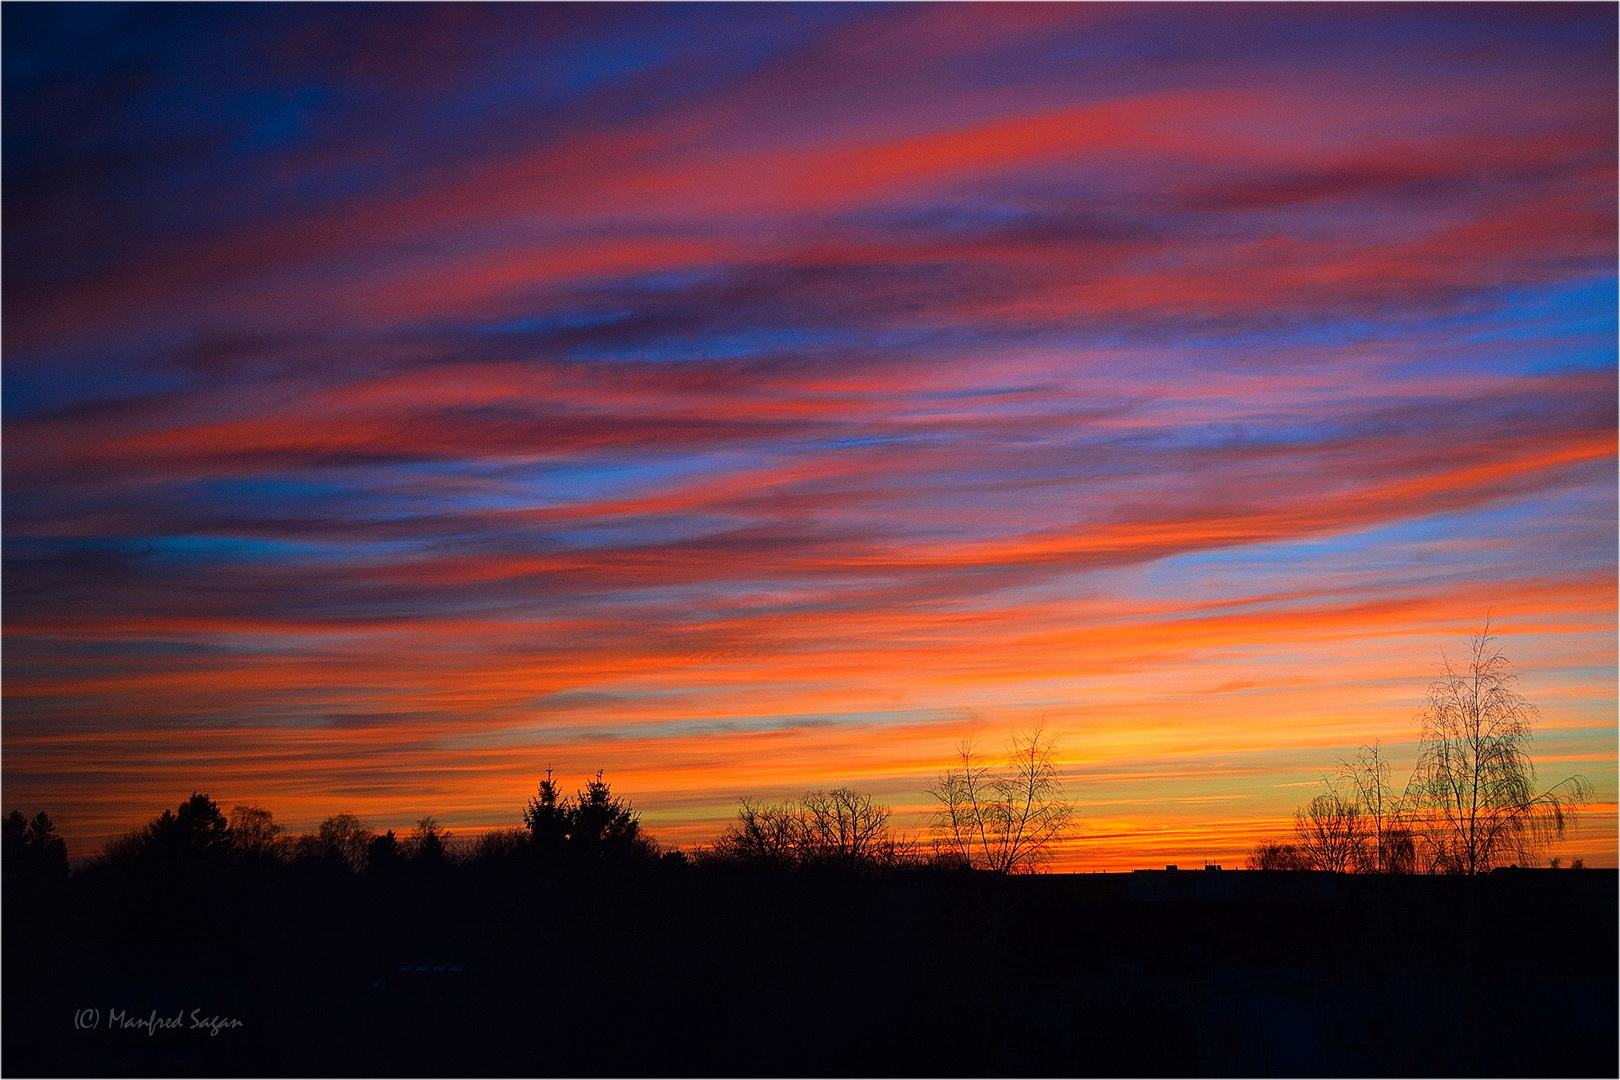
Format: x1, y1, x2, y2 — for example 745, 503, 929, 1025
4, 2, 1615, 870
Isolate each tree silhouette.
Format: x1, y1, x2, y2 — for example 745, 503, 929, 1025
522, 770, 652, 863
708, 789, 913, 871
799, 788, 894, 869
470, 826, 530, 862
1293, 788, 1364, 872
1408, 630, 1589, 874
928, 725, 1074, 873
147, 793, 233, 863
709, 798, 804, 869
228, 804, 282, 861
523, 769, 570, 859
92, 794, 234, 869
570, 772, 643, 859
1338, 744, 1413, 873
407, 816, 451, 863
1246, 840, 1308, 870
3, 810, 69, 878
295, 812, 374, 871
366, 829, 404, 874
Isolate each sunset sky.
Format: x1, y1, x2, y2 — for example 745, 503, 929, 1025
5, 3, 1615, 870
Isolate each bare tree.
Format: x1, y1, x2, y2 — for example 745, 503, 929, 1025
929, 725, 1074, 873
309, 812, 373, 871
469, 826, 530, 862
1246, 840, 1309, 870
228, 805, 282, 858
709, 798, 804, 868
1408, 629, 1589, 874
707, 789, 915, 871
800, 788, 892, 868
1293, 788, 1365, 872
1339, 743, 1413, 873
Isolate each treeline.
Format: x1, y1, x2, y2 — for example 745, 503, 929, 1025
706, 788, 920, 870
3, 773, 950, 885
4, 772, 675, 884
8, 730, 1079, 882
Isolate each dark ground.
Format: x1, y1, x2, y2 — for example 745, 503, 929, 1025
5, 863, 1615, 1077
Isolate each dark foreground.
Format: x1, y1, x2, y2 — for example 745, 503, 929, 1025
6, 864, 1615, 1077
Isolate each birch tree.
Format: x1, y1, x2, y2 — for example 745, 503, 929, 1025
1409, 630, 1589, 874
1339, 743, 1414, 873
